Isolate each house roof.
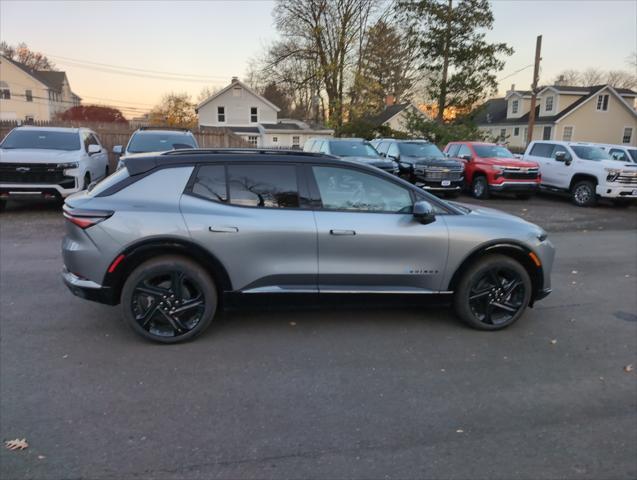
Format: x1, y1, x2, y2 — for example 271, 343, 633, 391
196, 78, 281, 112
1, 55, 69, 93
261, 122, 302, 130
366, 103, 418, 127
228, 126, 260, 134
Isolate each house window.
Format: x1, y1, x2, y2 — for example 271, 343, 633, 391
562, 126, 574, 142
292, 136, 300, 148
596, 94, 609, 111
623, 127, 633, 144
25, 90, 33, 102
217, 106, 225, 122
250, 107, 258, 123
542, 126, 552, 140
0, 81, 10, 100
545, 96, 554, 112
499, 128, 506, 140
523, 127, 528, 140
247, 135, 258, 146
24, 115, 34, 124
511, 100, 519, 114
272, 136, 278, 143
513, 127, 520, 136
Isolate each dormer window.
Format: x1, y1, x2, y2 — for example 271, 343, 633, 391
545, 96, 554, 112
511, 99, 519, 114
596, 94, 609, 111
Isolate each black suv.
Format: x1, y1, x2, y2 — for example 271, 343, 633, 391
375, 139, 464, 196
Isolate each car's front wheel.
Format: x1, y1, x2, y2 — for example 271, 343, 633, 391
453, 254, 532, 330
571, 180, 597, 207
471, 175, 490, 199
121, 255, 218, 343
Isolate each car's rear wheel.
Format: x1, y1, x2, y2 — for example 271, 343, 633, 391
121, 255, 217, 343
453, 255, 532, 330
471, 175, 490, 199
571, 180, 597, 207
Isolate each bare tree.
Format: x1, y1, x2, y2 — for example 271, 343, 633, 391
553, 69, 582, 86
0, 41, 56, 70
197, 86, 220, 104
552, 68, 636, 89
605, 70, 637, 89
580, 68, 605, 86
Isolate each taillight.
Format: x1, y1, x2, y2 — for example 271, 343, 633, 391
63, 205, 113, 229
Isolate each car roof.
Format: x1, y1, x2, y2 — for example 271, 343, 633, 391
13, 126, 83, 133
132, 129, 194, 136
122, 148, 349, 176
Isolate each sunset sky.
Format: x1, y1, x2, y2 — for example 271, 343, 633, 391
1, 0, 635, 117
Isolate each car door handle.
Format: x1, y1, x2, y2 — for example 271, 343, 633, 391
209, 226, 239, 233
330, 229, 356, 236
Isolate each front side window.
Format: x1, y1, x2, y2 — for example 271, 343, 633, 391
622, 127, 633, 144
192, 165, 227, 202
398, 142, 444, 159
552, 145, 571, 161
562, 126, 574, 142
511, 99, 519, 114
25, 89, 33, 102
0, 129, 80, 151
387, 143, 400, 158
545, 96, 554, 112
228, 164, 299, 208
250, 107, 258, 123
473, 145, 514, 158
457, 144, 472, 158
446, 144, 460, 157
571, 146, 609, 161
596, 94, 609, 111
217, 106, 225, 122
529, 142, 554, 158
312, 166, 412, 213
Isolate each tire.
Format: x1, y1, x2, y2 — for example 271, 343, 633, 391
453, 254, 532, 331
471, 175, 490, 199
515, 194, 531, 200
120, 255, 218, 343
571, 180, 597, 207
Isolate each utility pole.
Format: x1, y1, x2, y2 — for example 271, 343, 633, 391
527, 35, 542, 145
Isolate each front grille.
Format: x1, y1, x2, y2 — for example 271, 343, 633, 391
0, 163, 75, 186
418, 166, 463, 181
615, 172, 637, 186
502, 168, 539, 180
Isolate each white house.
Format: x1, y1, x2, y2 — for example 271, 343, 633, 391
365, 96, 428, 133
0, 55, 81, 122
196, 77, 333, 147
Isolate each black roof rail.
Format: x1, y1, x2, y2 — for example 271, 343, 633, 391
161, 148, 326, 157
138, 126, 192, 132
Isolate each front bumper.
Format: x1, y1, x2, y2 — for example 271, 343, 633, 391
62, 268, 117, 305
596, 184, 637, 199
1, 183, 80, 199
489, 181, 540, 193
416, 179, 464, 191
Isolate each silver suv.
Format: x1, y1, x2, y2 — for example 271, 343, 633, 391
62, 149, 554, 343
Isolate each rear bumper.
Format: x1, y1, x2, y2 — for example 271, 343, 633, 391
489, 181, 540, 192
62, 268, 118, 305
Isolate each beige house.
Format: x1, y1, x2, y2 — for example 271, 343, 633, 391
0, 55, 81, 122
367, 99, 427, 133
197, 77, 332, 147
476, 84, 637, 149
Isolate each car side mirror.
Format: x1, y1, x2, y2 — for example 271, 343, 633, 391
554, 151, 572, 165
88, 144, 101, 155
113, 145, 123, 155
459, 154, 472, 161
388, 154, 398, 161
413, 200, 436, 225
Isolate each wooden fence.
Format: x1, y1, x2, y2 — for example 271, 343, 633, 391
0, 121, 249, 170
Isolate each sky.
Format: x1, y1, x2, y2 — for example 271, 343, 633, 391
1, 0, 635, 117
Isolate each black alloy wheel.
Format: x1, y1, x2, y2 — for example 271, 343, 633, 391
121, 256, 217, 343
454, 254, 531, 330
571, 180, 597, 207
471, 175, 490, 199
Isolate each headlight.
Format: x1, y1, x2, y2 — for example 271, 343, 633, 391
491, 166, 503, 173
605, 168, 621, 182
57, 162, 79, 169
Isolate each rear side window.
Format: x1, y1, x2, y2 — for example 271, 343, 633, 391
192, 165, 228, 202
227, 164, 299, 208
529, 143, 554, 157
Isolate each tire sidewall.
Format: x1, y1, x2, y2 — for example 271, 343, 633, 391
453, 255, 532, 331
121, 256, 218, 343
472, 176, 489, 199
571, 181, 596, 207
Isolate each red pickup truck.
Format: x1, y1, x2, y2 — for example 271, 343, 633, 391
443, 142, 541, 199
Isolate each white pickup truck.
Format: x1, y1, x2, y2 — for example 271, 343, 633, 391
523, 140, 637, 207
0, 126, 109, 209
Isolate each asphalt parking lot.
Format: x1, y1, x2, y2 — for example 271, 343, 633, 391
1, 193, 636, 480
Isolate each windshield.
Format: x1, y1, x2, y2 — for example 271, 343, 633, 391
629, 149, 637, 162
329, 141, 378, 158
473, 144, 514, 158
571, 146, 609, 161
398, 142, 445, 158
127, 133, 197, 153
0, 130, 81, 151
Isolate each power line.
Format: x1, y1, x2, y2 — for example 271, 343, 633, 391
498, 64, 534, 83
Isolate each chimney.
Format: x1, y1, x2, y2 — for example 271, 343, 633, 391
385, 94, 396, 107
231, 76, 239, 84
511, 83, 515, 91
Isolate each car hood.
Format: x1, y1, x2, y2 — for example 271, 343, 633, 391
342, 156, 395, 167
480, 157, 538, 168
403, 156, 462, 168
0, 149, 81, 164
600, 159, 637, 170
452, 201, 541, 228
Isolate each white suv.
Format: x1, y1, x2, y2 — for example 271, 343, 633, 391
596, 144, 637, 164
523, 140, 637, 207
0, 126, 109, 208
